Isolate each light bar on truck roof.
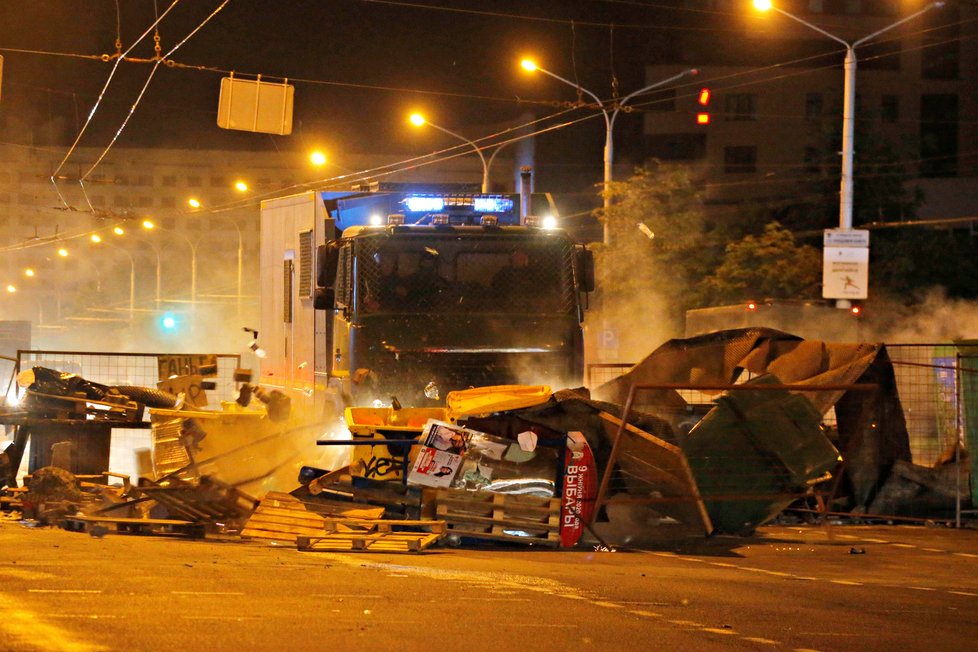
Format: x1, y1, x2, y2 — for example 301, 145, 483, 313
403, 196, 445, 213
472, 196, 514, 213
400, 193, 515, 215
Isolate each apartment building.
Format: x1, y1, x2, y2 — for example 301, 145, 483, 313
636, 0, 977, 223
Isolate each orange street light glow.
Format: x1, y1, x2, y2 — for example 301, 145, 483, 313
113, 226, 125, 235
188, 198, 201, 209
754, 0, 773, 10
90, 234, 102, 243
24, 268, 35, 277
409, 113, 426, 127
309, 151, 327, 166
6, 284, 16, 293
142, 220, 155, 230
234, 181, 248, 192
57, 248, 69, 257
520, 59, 538, 72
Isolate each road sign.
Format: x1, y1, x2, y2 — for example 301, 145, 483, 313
824, 228, 870, 247
823, 246, 869, 299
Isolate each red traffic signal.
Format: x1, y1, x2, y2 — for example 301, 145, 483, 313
696, 87, 710, 125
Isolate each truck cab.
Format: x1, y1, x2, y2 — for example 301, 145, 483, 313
260, 184, 593, 408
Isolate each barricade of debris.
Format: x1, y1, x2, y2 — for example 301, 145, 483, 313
2, 328, 973, 550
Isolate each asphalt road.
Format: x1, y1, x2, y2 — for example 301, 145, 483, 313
1, 517, 977, 651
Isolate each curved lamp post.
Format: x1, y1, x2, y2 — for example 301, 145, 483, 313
752, 0, 943, 232
521, 59, 697, 242
410, 113, 490, 193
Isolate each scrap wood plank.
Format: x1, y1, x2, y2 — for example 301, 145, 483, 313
62, 515, 205, 538
598, 412, 713, 536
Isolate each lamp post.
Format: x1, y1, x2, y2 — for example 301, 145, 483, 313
521, 59, 697, 242
409, 113, 490, 192
752, 0, 943, 232
142, 219, 198, 309
90, 234, 136, 322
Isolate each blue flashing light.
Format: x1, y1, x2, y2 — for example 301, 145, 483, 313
403, 196, 445, 213
473, 196, 514, 213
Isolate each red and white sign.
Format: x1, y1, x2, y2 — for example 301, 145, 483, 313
559, 440, 597, 547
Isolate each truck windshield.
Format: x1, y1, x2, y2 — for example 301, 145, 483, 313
355, 234, 577, 315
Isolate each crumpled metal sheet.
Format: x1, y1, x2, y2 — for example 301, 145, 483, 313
592, 327, 911, 510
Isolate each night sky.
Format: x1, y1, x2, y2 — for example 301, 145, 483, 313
0, 1, 677, 160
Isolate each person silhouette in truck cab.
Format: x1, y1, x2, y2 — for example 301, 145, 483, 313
401, 250, 450, 309
491, 249, 550, 310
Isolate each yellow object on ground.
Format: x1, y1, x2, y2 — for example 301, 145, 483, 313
446, 384, 552, 419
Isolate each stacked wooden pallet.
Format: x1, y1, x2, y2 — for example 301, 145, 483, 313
296, 519, 445, 553
430, 489, 561, 547
240, 492, 383, 543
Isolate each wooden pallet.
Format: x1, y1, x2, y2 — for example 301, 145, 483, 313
431, 489, 561, 547
62, 515, 205, 538
296, 519, 445, 553
240, 493, 384, 543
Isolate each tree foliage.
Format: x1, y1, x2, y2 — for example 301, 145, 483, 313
694, 222, 822, 306
593, 160, 711, 320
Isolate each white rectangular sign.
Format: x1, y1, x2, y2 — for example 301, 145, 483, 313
823, 246, 869, 299
824, 228, 870, 248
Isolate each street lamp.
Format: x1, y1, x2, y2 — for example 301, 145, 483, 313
521, 59, 697, 242
409, 113, 490, 193
752, 0, 943, 233
142, 219, 198, 309
91, 233, 136, 322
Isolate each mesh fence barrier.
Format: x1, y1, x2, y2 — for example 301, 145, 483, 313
7, 351, 240, 481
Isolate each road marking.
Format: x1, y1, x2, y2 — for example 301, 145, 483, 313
922, 548, 944, 553
0, 590, 106, 652
953, 553, 978, 558
668, 619, 705, 627
891, 543, 916, 549
830, 580, 863, 586
48, 615, 119, 620
171, 591, 245, 596
909, 586, 937, 592
949, 591, 978, 597
742, 637, 779, 645
701, 627, 736, 635
497, 623, 578, 628
28, 589, 103, 594
592, 601, 624, 608
309, 594, 385, 599
629, 610, 662, 618
181, 615, 261, 621
0, 568, 57, 580
455, 597, 531, 602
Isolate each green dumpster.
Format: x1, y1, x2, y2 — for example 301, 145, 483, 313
682, 374, 840, 534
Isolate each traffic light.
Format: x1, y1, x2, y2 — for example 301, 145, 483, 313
159, 312, 179, 333
696, 88, 711, 125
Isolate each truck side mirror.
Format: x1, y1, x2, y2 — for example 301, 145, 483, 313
575, 248, 595, 293
313, 287, 335, 310
317, 243, 339, 288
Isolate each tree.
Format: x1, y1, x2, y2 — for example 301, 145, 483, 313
591, 160, 711, 347
694, 222, 822, 306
